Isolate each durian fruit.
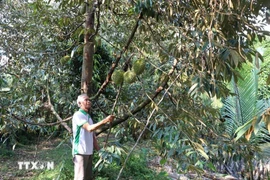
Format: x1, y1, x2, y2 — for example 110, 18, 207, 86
60, 55, 70, 65
111, 70, 124, 85
123, 70, 137, 84
132, 59, 145, 75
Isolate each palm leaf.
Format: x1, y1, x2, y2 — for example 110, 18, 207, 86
223, 63, 269, 141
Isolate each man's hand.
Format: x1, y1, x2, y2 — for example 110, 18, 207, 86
103, 115, 115, 124
83, 115, 115, 132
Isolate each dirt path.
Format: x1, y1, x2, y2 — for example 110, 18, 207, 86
0, 137, 65, 180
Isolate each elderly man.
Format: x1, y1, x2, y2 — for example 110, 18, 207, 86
72, 93, 114, 180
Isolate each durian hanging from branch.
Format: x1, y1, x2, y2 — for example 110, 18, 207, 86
132, 58, 146, 75
124, 70, 137, 84
111, 58, 146, 85
111, 69, 125, 85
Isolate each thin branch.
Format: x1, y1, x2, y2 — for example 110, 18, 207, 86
96, 79, 167, 135
99, 35, 122, 51
94, 12, 143, 99
103, 84, 123, 148
116, 70, 174, 180
96, 55, 178, 135
116, 106, 157, 180
46, 81, 72, 134
10, 112, 72, 126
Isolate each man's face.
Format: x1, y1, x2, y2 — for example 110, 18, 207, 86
80, 96, 91, 110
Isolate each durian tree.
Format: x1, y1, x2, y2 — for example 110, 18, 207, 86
1, 0, 270, 178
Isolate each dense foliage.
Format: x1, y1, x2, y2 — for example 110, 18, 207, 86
1, 0, 270, 179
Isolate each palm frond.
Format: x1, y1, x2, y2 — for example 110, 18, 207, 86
222, 63, 269, 141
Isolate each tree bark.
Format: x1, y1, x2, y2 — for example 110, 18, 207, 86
81, 1, 95, 95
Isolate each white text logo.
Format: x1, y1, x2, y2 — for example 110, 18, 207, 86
18, 161, 54, 170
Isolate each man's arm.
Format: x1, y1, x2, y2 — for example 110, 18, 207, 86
82, 115, 114, 132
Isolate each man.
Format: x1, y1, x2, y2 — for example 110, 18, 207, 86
72, 93, 114, 180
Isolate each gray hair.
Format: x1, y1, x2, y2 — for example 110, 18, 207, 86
76, 94, 88, 107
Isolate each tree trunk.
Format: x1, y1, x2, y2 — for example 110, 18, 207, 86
81, 1, 95, 95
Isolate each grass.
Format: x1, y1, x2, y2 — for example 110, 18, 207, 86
0, 136, 72, 180
94, 149, 170, 180
0, 136, 171, 180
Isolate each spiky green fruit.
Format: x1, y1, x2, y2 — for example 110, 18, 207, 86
112, 70, 124, 85
60, 55, 70, 65
124, 70, 137, 84
132, 59, 145, 75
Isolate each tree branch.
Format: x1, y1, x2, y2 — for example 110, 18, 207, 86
96, 59, 178, 135
46, 82, 72, 134
94, 12, 143, 99
116, 70, 174, 179
10, 112, 72, 126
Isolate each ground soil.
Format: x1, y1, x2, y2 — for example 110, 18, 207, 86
1, 137, 268, 180
0, 137, 64, 180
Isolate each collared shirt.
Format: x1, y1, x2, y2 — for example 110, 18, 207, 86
72, 109, 93, 156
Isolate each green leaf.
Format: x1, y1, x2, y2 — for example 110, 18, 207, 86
159, 158, 167, 165
188, 83, 198, 95
229, 49, 242, 67
206, 162, 216, 171
193, 142, 209, 160
266, 74, 270, 85
234, 119, 253, 141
